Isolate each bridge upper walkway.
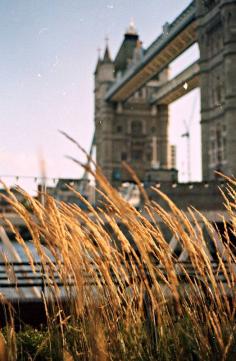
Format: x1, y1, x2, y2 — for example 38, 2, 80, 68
150, 60, 200, 105
105, 1, 197, 102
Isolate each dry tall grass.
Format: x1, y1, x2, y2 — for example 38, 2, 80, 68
0, 165, 236, 360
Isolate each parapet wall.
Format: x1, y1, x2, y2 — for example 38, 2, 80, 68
144, 180, 227, 211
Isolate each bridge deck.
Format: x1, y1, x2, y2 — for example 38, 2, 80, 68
105, 1, 197, 102
150, 60, 200, 104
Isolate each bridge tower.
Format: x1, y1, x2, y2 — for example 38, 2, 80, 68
94, 25, 177, 187
197, 0, 236, 180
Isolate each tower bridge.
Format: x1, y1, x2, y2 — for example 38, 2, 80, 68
95, 0, 236, 187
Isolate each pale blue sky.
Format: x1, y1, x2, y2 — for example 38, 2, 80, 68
0, 0, 200, 192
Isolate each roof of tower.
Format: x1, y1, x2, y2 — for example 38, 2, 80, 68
114, 20, 139, 75
103, 45, 112, 63
94, 43, 113, 74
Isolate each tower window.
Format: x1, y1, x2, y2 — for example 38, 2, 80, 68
131, 121, 142, 135
209, 123, 227, 167
121, 152, 127, 161
227, 12, 232, 24
131, 150, 142, 160
112, 168, 121, 181
117, 125, 122, 133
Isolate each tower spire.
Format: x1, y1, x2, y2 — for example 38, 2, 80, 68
103, 36, 112, 62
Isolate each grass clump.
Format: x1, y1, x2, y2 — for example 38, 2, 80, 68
0, 163, 236, 360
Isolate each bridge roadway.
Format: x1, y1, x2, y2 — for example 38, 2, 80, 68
105, 0, 197, 102
149, 60, 200, 105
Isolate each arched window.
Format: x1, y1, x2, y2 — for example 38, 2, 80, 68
131, 121, 142, 135
116, 125, 122, 133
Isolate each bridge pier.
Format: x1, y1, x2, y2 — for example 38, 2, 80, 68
197, 0, 236, 180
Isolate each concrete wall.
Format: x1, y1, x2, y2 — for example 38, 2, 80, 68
145, 180, 226, 211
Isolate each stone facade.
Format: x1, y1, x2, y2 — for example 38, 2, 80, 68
197, 0, 236, 180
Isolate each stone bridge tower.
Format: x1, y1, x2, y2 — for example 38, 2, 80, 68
197, 0, 236, 180
94, 24, 177, 187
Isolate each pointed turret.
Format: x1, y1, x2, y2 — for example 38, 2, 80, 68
114, 19, 139, 75
132, 39, 144, 64
94, 39, 114, 84
103, 45, 112, 63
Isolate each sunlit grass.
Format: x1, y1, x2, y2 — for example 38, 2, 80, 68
0, 162, 236, 360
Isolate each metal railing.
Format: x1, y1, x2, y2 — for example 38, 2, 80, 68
0, 259, 234, 293
0, 262, 64, 292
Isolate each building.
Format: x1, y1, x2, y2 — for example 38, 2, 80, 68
39, 178, 95, 208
